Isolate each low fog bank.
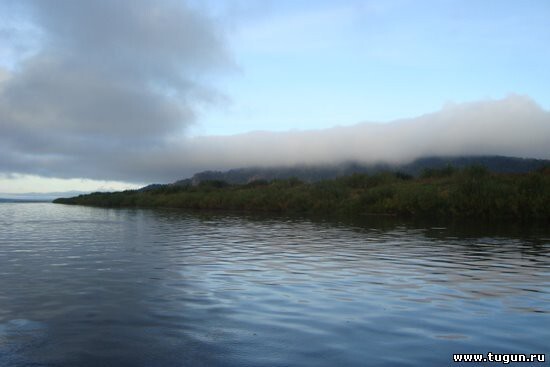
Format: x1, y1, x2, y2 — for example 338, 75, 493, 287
2, 95, 549, 184
171, 95, 550, 178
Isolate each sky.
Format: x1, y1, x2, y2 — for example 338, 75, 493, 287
0, 0, 549, 194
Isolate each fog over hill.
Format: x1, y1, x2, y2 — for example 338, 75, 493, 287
154, 95, 550, 183
166, 155, 549, 187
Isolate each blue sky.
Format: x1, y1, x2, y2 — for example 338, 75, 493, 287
191, 0, 550, 135
0, 0, 549, 194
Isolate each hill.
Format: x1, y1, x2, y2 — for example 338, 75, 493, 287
173, 155, 550, 187
55, 164, 550, 220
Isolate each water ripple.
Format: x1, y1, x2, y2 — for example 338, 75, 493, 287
0, 203, 548, 366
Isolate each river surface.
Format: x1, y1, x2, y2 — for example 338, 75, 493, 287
0, 203, 548, 366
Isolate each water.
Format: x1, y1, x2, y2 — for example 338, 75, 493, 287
0, 203, 548, 366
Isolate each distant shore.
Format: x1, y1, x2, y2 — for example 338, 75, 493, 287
0, 198, 51, 203
54, 166, 550, 220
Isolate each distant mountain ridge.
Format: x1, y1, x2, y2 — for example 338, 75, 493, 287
147, 156, 549, 189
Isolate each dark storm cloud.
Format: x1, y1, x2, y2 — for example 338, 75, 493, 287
0, 0, 232, 181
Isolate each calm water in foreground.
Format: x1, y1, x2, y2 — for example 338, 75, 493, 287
0, 203, 548, 367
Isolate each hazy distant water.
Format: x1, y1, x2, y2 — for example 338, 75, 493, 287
0, 203, 548, 367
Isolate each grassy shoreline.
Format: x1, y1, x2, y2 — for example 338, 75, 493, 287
54, 166, 550, 220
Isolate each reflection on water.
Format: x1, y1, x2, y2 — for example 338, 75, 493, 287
0, 203, 548, 366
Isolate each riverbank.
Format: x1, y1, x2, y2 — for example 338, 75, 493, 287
54, 166, 550, 220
